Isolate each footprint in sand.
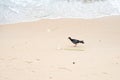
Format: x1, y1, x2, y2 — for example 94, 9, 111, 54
0, 58, 4, 60
31, 70, 36, 73
58, 67, 72, 72
102, 72, 109, 75
11, 46, 15, 48
8, 58, 17, 61
36, 59, 40, 61
25, 61, 33, 64
49, 76, 53, 79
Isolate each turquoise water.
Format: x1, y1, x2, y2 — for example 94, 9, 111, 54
0, 0, 120, 24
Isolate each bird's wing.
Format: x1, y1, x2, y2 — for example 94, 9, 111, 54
72, 39, 80, 43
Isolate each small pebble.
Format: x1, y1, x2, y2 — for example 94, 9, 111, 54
36, 59, 40, 61
99, 40, 101, 42
49, 76, 53, 79
73, 62, 75, 64
31, 71, 35, 72
116, 62, 119, 64
11, 46, 15, 48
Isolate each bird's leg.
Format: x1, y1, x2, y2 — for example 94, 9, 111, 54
74, 44, 77, 47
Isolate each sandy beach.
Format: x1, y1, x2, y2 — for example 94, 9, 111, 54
0, 16, 120, 80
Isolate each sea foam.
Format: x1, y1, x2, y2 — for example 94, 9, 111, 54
0, 0, 120, 24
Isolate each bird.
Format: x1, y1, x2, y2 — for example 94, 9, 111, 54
68, 37, 84, 47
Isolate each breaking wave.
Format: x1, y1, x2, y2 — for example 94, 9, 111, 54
0, 0, 120, 24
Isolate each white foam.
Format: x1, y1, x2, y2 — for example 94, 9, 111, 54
0, 0, 120, 24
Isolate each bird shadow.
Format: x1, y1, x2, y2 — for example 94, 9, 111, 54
63, 45, 85, 51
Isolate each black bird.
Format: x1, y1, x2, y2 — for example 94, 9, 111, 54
68, 37, 84, 47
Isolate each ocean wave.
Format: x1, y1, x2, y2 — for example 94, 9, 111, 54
0, 0, 120, 24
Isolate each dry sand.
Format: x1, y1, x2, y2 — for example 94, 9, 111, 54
0, 16, 120, 80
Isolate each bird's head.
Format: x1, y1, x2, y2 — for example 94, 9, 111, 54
68, 37, 71, 39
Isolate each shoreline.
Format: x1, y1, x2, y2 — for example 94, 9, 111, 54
1, 15, 120, 26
